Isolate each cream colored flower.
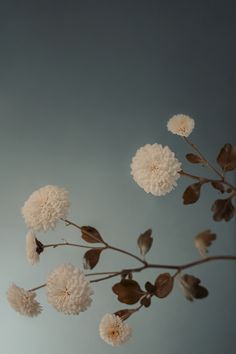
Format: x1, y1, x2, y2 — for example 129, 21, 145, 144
7, 283, 42, 317
26, 231, 43, 265
131, 143, 181, 196
22, 185, 70, 232
99, 314, 132, 346
46, 264, 93, 315
167, 114, 195, 137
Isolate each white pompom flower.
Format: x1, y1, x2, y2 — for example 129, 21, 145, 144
99, 314, 132, 346
46, 264, 93, 315
22, 185, 70, 232
131, 143, 181, 196
167, 114, 195, 137
26, 231, 44, 265
7, 283, 42, 317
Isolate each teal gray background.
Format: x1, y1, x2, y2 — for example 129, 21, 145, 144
0, 1, 235, 353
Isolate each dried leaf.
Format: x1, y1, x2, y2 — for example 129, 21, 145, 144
112, 279, 144, 305
155, 273, 173, 298
83, 248, 103, 269
81, 226, 104, 243
137, 229, 153, 257
183, 182, 202, 205
35, 238, 44, 254
217, 144, 236, 171
114, 309, 136, 320
186, 153, 204, 164
194, 230, 216, 258
140, 296, 151, 308
211, 198, 235, 221
211, 181, 225, 193
145, 281, 156, 294
179, 274, 208, 301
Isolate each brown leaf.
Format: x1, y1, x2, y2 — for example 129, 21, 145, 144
186, 153, 205, 164
217, 144, 236, 171
114, 309, 136, 320
145, 281, 156, 294
140, 296, 151, 308
83, 248, 103, 270
194, 230, 216, 257
81, 226, 104, 243
137, 229, 153, 257
179, 274, 208, 301
155, 273, 173, 298
112, 279, 144, 305
183, 182, 202, 205
35, 238, 44, 254
211, 181, 225, 193
211, 198, 235, 221
193, 285, 209, 299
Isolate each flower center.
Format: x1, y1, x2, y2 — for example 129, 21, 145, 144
150, 163, 159, 173
110, 329, 119, 338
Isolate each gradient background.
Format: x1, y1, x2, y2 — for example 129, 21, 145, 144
0, 1, 235, 353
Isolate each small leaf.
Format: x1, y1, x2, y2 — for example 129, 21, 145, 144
83, 248, 103, 270
140, 296, 151, 308
211, 181, 225, 193
112, 279, 144, 305
186, 153, 205, 164
183, 182, 202, 205
35, 238, 44, 255
145, 281, 156, 294
114, 309, 136, 320
137, 229, 153, 257
211, 198, 235, 221
179, 274, 208, 301
155, 273, 173, 298
217, 144, 236, 171
81, 226, 104, 243
194, 230, 216, 258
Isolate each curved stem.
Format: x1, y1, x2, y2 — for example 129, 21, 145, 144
89, 255, 236, 283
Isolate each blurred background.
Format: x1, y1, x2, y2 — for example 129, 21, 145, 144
0, 1, 235, 353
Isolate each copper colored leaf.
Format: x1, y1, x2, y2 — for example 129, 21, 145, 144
83, 248, 103, 270
155, 273, 173, 298
211, 181, 225, 193
180, 274, 208, 301
140, 296, 151, 308
182, 182, 202, 205
211, 198, 235, 221
137, 229, 153, 257
112, 279, 144, 305
194, 230, 216, 257
114, 309, 136, 320
186, 153, 204, 164
81, 226, 104, 243
217, 144, 236, 171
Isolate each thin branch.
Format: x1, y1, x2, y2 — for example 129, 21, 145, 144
28, 284, 46, 292
61, 218, 147, 265
44, 242, 103, 250
183, 136, 224, 179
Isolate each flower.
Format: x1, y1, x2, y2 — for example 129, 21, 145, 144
46, 264, 93, 315
22, 185, 70, 232
99, 314, 132, 346
167, 114, 195, 137
26, 231, 44, 265
7, 283, 42, 317
130, 143, 181, 196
